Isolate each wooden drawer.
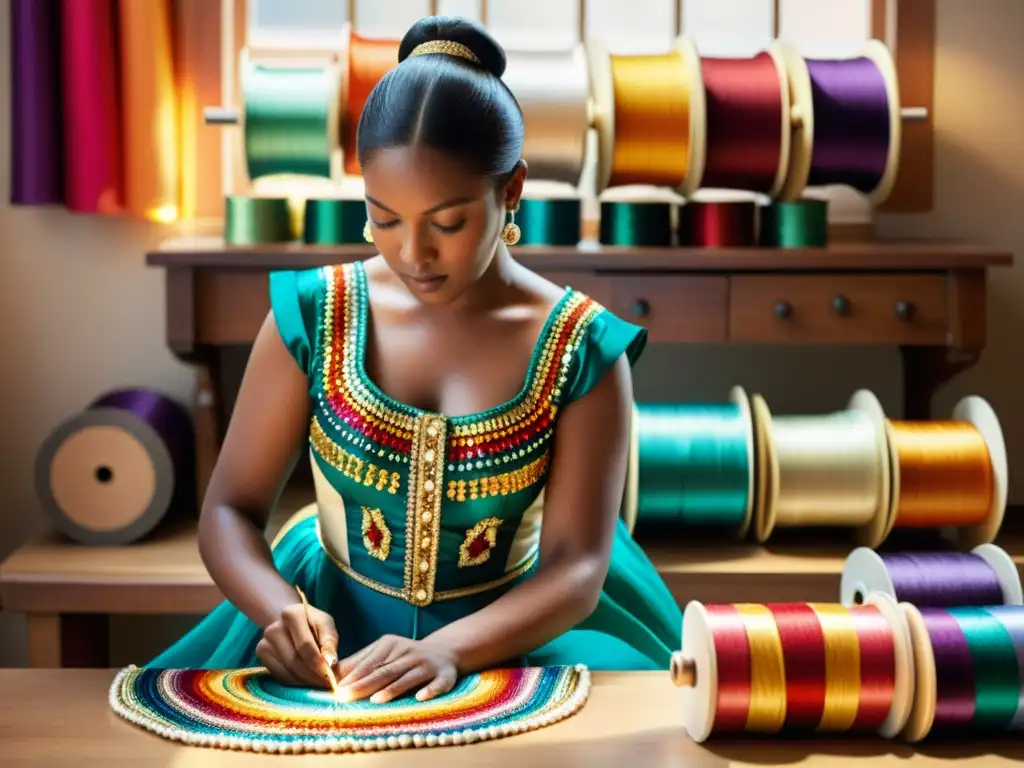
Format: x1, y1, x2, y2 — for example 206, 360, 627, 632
610, 276, 728, 342
730, 274, 948, 344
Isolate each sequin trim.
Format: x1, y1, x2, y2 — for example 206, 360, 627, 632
405, 415, 447, 606
315, 518, 538, 602
360, 507, 391, 561
446, 454, 551, 502
317, 262, 604, 471
458, 518, 503, 568
310, 417, 401, 495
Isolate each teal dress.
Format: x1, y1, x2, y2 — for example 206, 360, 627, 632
149, 261, 682, 672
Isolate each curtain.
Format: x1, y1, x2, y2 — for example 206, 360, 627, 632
10, 0, 182, 222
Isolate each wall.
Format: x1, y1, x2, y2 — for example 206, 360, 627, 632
0, 0, 1022, 668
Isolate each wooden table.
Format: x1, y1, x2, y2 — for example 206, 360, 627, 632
2, 669, 1021, 766
147, 238, 1012, 501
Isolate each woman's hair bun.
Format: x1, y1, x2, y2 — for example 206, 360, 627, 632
398, 16, 507, 78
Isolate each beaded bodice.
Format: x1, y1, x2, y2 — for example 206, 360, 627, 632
297, 262, 609, 608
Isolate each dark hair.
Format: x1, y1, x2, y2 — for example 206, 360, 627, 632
356, 16, 525, 180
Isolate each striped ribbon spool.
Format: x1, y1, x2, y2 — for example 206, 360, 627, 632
671, 594, 913, 743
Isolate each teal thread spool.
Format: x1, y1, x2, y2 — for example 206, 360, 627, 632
634, 387, 755, 535
599, 201, 674, 246
516, 198, 581, 245
241, 56, 341, 181
759, 198, 829, 248
303, 199, 366, 244
224, 195, 293, 245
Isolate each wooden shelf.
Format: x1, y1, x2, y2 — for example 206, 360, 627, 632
147, 237, 1013, 272
4, 485, 1023, 614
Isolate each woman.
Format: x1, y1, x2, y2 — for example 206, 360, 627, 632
150, 16, 682, 705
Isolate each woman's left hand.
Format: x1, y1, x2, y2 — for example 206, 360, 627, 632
334, 635, 459, 704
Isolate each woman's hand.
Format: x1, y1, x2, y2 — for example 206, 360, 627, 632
257, 601, 339, 688
335, 635, 459, 704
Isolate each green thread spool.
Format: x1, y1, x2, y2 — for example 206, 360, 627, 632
599, 201, 673, 247
759, 198, 829, 248
516, 199, 581, 246
634, 387, 754, 535
242, 57, 341, 181
224, 195, 293, 245
953, 608, 1021, 730
303, 199, 366, 245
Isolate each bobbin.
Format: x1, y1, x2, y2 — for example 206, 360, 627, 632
840, 544, 1024, 608
699, 43, 792, 198
877, 394, 1008, 548
670, 593, 914, 742
750, 389, 891, 546
586, 37, 707, 197
777, 40, 902, 204
235, 48, 344, 183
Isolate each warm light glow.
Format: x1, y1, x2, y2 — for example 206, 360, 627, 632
148, 204, 180, 224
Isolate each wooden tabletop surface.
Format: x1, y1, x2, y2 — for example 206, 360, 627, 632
1, 669, 1020, 767
146, 237, 1014, 271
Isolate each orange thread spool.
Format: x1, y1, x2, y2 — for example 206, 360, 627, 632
887, 421, 993, 528
344, 32, 400, 175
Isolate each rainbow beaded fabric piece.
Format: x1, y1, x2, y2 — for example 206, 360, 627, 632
109, 664, 591, 753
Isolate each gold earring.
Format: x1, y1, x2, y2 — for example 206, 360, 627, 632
500, 209, 521, 246
363, 220, 374, 243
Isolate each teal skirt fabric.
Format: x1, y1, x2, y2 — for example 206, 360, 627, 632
148, 509, 682, 672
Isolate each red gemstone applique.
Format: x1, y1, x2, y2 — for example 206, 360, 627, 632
361, 507, 391, 561
458, 517, 503, 568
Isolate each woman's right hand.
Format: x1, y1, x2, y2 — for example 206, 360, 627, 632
256, 601, 339, 688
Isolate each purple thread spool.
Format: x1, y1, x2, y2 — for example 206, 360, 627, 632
34, 388, 195, 545
841, 545, 1023, 609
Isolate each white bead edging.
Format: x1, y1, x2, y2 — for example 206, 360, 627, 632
108, 664, 592, 753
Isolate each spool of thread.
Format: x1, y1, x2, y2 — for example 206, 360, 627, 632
700, 47, 790, 195
224, 196, 293, 245
634, 387, 754, 535
302, 198, 366, 245
515, 198, 581, 246
504, 46, 590, 186
241, 53, 341, 181
344, 32, 400, 175
841, 545, 1024, 609
678, 199, 758, 247
599, 201, 673, 247
587, 38, 706, 195
881, 395, 1008, 549
751, 390, 890, 546
759, 198, 829, 248
901, 604, 1024, 740
670, 594, 913, 742
779, 41, 901, 204
34, 389, 195, 546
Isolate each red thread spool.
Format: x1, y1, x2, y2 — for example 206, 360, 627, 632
678, 198, 757, 247
700, 47, 791, 195
344, 32, 400, 176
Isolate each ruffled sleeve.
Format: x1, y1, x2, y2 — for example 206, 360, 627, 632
268, 267, 325, 378
561, 301, 648, 406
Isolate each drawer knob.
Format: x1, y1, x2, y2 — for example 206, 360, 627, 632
632, 299, 651, 318
774, 300, 792, 319
894, 301, 915, 321
831, 295, 851, 316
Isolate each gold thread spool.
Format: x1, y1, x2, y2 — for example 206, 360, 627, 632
880, 395, 1008, 548
586, 37, 706, 196
670, 594, 913, 743
751, 390, 890, 546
